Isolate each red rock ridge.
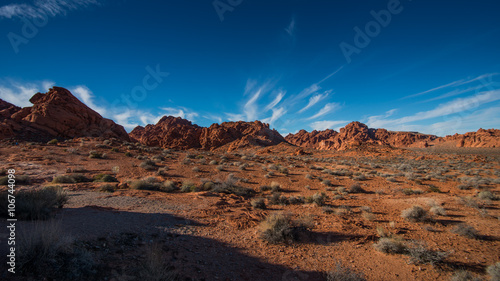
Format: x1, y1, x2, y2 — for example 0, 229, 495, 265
0, 87, 129, 142
130, 118, 286, 151
443, 128, 500, 148
286, 121, 437, 150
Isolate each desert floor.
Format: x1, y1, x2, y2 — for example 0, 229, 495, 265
1, 138, 499, 280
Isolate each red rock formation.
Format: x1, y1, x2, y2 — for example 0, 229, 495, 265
130, 118, 285, 151
285, 121, 437, 150
444, 128, 500, 148
0, 87, 129, 142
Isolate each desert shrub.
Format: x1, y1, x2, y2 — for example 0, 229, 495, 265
306, 192, 327, 206
111, 147, 120, 153
428, 185, 441, 193
401, 206, 430, 222
216, 165, 225, 171
478, 191, 497, 201
288, 196, 305, 205
451, 224, 480, 239
209, 160, 218, 165
405, 241, 448, 265
429, 205, 446, 216
180, 181, 198, 192
373, 238, 406, 254
251, 198, 266, 209
99, 184, 116, 193
0, 186, 67, 220
322, 179, 332, 186
270, 181, 281, 192
354, 174, 367, 181
268, 192, 288, 205
450, 270, 482, 281
211, 174, 254, 196
348, 183, 365, 193
259, 185, 271, 192
18, 221, 96, 280
52, 174, 89, 184
93, 174, 118, 182
140, 160, 157, 171
47, 139, 58, 145
192, 166, 200, 172
130, 179, 176, 192
125, 152, 133, 157
487, 262, 500, 281
157, 167, 169, 176
140, 243, 176, 281
326, 262, 366, 281
259, 213, 311, 244
305, 173, 313, 180
278, 166, 289, 175
0, 175, 31, 185
88, 150, 104, 159
362, 212, 376, 221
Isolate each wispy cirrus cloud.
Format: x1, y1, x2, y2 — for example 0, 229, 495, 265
0, 0, 99, 19
402, 73, 499, 100
298, 91, 330, 113
309, 120, 349, 131
367, 89, 500, 135
285, 17, 295, 37
307, 102, 341, 120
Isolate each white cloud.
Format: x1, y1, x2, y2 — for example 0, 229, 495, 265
309, 120, 349, 131
262, 107, 286, 125
367, 90, 500, 133
307, 102, 340, 120
71, 85, 107, 116
285, 18, 295, 36
0, 80, 54, 107
298, 92, 329, 113
160, 107, 199, 121
0, 0, 99, 19
403, 73, 498, 100
264, 91, 284, 111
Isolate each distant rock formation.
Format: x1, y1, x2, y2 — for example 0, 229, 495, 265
130, 116, 285, 151
0, 87, 129, 142
285, 121, 437, 150
444, 128, 500, 148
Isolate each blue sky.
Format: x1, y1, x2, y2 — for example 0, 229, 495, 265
0, 0, 499, 136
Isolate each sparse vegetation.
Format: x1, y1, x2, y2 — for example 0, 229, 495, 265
451, 224, 480, 239
401, 205, 430, 222
259, 213, 311, 244
93, 173, 118, 182
89, 150, 105, 159
326, 262, 366, 281
486, 262, 500, 281
0, 175, 31, 185
251, 198, 266, 209
0, 186, 67, 220
373, 238, 406, 254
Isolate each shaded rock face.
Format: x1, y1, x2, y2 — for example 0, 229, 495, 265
130, 117, 286, 151
445, 129, 500, 148
0, 87, 129, 142
286, 121, 437, 150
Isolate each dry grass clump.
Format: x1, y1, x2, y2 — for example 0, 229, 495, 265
451, 224, 480, 239
259, 213, 311, 244
251, 198, 267, 209
211, 174, 254, 196
373, 238, 406, 254
130, 178, 177, 192
140, 160, 157, 171
487, 262, 500, 281
405, 241, 448, 265
305, 192, 327, 206
326, 262, 366, 281
93, 173, 118, 182
52, 174, 90, 184
450, 270, 482, 281
88, 150, 105, 159
140, 243, 177, 281
401, 205, 430, 222
0, 175, 31, 185
348, 183, 365, 193
0, 186, 67, 220
18, 220, 96, 280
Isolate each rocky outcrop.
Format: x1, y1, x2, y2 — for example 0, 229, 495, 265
286, 121, 437, 150
0, 87, 129, 142
444, 128, 500, 148
129, 117, 286, 151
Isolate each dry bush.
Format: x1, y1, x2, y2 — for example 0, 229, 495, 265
93, 174, 118, 182
487, 262, 500, 281
348, 183, 365, 193
451, 224, 480, 239
140, 243, 177, 281
0, 175, 31, 185
326, 262, 366, 281
0, 186, 67, 220
405, 241, 448, 265
259, 213, 311, 244
140, 160, 157, 171
373, 238, 406, 254
450, 270, 482, 281
131, 178, 177, 193
401, 206, 430, 222
251, 198, 266, 209
18, 220, 96, 280
212, 174, 254, 196
430, 205, 446, 216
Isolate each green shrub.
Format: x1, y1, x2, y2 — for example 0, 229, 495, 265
47, 139, 58, 145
